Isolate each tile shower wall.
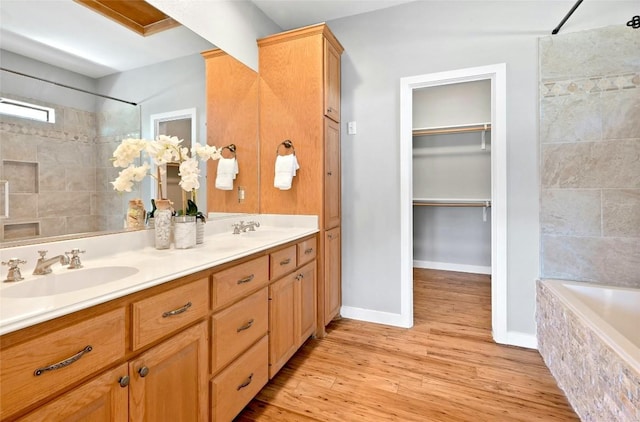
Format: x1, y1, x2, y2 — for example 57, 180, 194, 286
0, 95, 139, 241
539, 25, 640, 288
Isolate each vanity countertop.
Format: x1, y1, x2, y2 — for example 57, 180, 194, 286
0, 215, 318, 336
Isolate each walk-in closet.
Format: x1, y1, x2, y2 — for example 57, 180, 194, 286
412, 80, 492, 275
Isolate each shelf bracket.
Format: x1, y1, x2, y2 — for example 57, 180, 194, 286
482, 200, 490, 222
481, 123, 487, 150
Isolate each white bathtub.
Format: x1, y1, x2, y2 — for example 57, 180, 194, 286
537, 279, 640, 422
544, 279, 640, 375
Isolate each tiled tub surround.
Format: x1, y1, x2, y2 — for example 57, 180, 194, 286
536, 280, 640, 422
539, 25, 640, 288
0, 95, 140, 241
0, 213, 317, 335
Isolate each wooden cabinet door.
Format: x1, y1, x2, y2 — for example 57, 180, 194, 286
324, 39, 341, 122
296, 261, 317, 345
324, 227, 341, 323
129, 321, 208, 422
268, 272, 297, 378
19, 363, 129, 422
324, 117, 341, 229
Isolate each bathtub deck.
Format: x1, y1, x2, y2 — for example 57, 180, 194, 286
236, 268, 578, 421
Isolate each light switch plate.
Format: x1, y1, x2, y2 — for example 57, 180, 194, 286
347, 121, 356, 135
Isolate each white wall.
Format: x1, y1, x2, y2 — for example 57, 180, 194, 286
0, 50, 97, 111
147, 0, 281, 71
328, 1, 637, 335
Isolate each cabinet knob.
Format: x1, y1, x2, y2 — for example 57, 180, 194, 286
327, 171, 333, 176
119, 375, 130, 387
138, 366, 150, 378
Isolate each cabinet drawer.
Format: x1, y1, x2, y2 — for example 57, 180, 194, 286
270, 245, 297, 280
297, 237, 317, 266
212, 255, 269, 310
132, 277, 209, 350
211, 336, 268, 422
211, 287, 268, 374
0, 308, 126, 420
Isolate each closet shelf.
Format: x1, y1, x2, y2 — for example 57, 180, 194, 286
413, 122, 491, 137
413, 198, 491, 207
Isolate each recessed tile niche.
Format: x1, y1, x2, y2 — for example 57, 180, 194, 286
3, 160, 39, 194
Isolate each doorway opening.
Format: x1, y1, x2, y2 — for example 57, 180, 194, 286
399, 64, 508, 343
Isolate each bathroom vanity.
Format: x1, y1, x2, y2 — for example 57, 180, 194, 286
0, 216, 318, 421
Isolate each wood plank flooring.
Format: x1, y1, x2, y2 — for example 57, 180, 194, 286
236, 269, 578, 421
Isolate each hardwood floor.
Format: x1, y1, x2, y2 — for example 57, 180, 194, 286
236, 269, 578, 421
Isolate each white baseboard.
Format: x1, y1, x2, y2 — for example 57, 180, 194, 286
413, 260, 491, 275
339, 306, 412, 328
497, 331, 538, 349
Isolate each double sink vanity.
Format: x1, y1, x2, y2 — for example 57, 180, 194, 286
0, 214, 319, 420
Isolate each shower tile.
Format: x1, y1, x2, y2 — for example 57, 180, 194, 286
0, 132, 38, 161
94, 191, 127, 216
540, 26, 640, 81
541, 140, 640, 189
540, 93, 602, 143
541, 235, 640, 288
540, 189, 601, 236
66, 167, 96, 192
65, 215, 99, 235
39, 217, 67, 237
38, 164, 66, 192
8, 193, 37, 219
38, 141, 95, 167
602, 88, 640, 140
96, 167, 120, 192
38, 191, 92, 217
602, 189, 640, 237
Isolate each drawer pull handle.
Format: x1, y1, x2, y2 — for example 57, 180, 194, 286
237, 319, 255, 332
34, 345, 92, 376
280, 258, 291, 266
119, 375, 130, 388
162, 302, 192, 318
304, 248, 314, 255
237, 274, 255, 285
138, 366, 149, 378
237, 373, 254, 391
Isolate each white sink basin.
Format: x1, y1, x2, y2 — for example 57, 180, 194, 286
2, 266, 139, 298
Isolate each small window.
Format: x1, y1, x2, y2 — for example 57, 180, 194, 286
0, 97, 55, 123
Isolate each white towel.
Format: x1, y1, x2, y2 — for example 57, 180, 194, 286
215, 157, 238, 190
274, 154, 299, 190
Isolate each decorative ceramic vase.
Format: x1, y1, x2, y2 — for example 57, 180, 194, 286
174, 215, 196, 249
196, 219, 205, 244
154, 199, 172, 250
126, 199, 145, 229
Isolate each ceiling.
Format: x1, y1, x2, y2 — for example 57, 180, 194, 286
0, 0, 414, 79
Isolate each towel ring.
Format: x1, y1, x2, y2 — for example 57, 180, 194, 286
221, 144, 236, 158
276, 140, 296, 156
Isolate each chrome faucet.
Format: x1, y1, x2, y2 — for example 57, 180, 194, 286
65, 248, 85, 269
33, 250, 70, 275
232, 221, 260, 234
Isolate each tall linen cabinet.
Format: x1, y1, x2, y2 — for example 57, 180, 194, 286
258, 24, 343, 336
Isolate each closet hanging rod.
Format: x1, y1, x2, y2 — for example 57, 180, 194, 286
413, 123, 491, 137
413, 199, 491, 208
552, 0, 583, 34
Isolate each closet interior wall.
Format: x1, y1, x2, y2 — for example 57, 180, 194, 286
412, 80, 492, 274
